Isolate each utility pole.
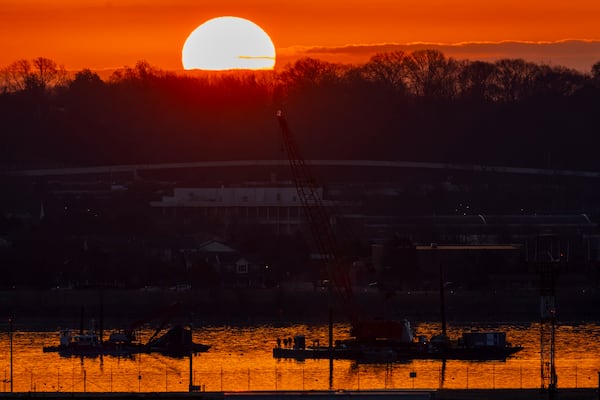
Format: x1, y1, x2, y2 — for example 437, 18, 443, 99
189, 321, 193, 392
534, 234, 565, 398
439, 262, 446, 337
9, 317, 13, 393
188, 317, 200, 392
540, 260, 558, 397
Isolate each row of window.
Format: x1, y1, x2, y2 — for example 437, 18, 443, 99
159, 206, 304, 219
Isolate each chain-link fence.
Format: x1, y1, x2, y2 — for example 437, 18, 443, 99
2, 362, 598, 393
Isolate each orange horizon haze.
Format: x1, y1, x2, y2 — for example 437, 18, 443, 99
1, 0, 600, 72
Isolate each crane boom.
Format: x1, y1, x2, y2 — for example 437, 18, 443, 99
276, 111, 356, 317
276, 111, 411, 342
124, 302, 182, 343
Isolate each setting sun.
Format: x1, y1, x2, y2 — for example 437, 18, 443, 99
182, 16, 276, 71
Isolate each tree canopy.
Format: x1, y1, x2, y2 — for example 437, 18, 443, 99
1, 53, 599, 170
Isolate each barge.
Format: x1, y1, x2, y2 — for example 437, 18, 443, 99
273, 331, 523, 362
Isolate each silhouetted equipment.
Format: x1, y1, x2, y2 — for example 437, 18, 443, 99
531, 234, 564, 395
540, 261, 558, 393
439, 263, 447, 337
125, 302, 182, 343
147, 325, 209, 357
43, 302, 210, 357
276, 111, 411, 342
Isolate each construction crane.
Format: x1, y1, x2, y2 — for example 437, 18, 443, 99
122, 302, 183, 344
276, 111, 411, 343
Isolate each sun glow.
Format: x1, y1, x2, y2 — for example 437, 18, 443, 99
182, 16, 276, 71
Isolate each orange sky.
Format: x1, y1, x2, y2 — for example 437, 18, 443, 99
2, 0, 600, 72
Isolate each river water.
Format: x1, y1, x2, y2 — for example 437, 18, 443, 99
0, 322, 598, 392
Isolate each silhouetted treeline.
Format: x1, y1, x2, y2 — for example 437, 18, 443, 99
2, 51, 600, 170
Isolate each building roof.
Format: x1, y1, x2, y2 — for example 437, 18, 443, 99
197, 240, 237, 253
353, 214, 596, 228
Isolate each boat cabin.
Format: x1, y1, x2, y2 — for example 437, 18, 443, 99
59, 329, 100, 348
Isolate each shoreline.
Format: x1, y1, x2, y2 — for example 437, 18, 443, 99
0, 286, 598, 330
0, 389, 595, 400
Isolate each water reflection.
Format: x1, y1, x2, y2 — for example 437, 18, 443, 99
0, 322, 598, 392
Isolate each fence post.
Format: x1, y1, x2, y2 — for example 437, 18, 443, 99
520, 366, 523, 389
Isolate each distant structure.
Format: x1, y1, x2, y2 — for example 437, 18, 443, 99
540, 261, 558, 394
4, 159, 600, 291
535, 236, 562, 393
150, 185, 350, 236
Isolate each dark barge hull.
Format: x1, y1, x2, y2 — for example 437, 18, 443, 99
43, 343, 210, 358
273, 344, 523, 362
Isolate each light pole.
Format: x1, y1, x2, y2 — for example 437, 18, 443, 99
189, 322, 193, 392
9, 317, 13, 393
188, 318, 200, 392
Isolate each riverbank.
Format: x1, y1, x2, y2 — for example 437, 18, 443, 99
0, 389, 596, 400
437, 388, 597, 399
0, 285, 597, 329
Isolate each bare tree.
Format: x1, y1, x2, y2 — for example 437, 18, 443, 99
591, 61, 600, 86
0, 59, 31, 92
459, 60, 497, 101
0, 57, 67, 93
277, 57, 344, 90
362, 51, 409, 93
71, 69, 103, 87
109, 60, 162, 83
490, 59, 540, 102
532, 65, 585, 97
30, 57, 68, 89
404, 49, 460, 99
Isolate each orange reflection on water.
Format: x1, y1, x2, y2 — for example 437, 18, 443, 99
0, 322, 598, 392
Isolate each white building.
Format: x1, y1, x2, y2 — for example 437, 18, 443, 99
150, 185, 334, 234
